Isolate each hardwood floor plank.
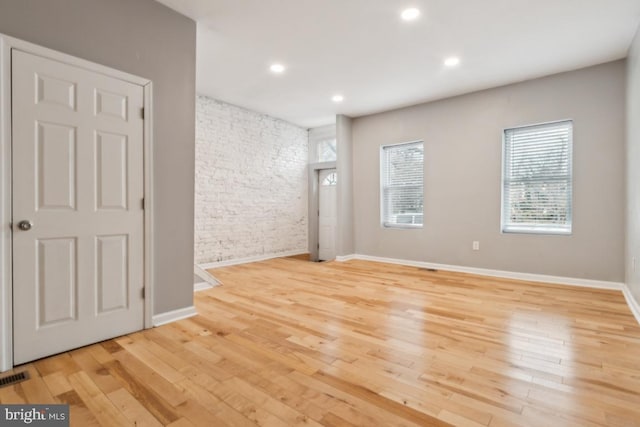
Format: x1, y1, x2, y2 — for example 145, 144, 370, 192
319, 411, 359, 427
106, 388, 163, 427
42, 371, 73, 397
68, 372, 133, 426
57, 390, 101, 426
20, 365, 56, 403
0, 384, 27, 404
176, 376, 257, 426
4, 258, 640, 426
309, 370, 452, 427
112, 348, 188, 407
104, 359, 181, 425
172, 399, 229, 427
33, 353, 81, 377
167, 418, 198, 427
69, 347, 122, 395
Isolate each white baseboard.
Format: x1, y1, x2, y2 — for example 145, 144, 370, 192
198, 250, 307, 270
194, 282, 215, 292
194, 264, 221, 292
348, 254, 625, 290
622, 285, 640, 325
337, 254, 640, 325
196, 252, 640, 327
152, 306, 197, 327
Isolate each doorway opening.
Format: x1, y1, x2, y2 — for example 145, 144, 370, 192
318, 169, 337, 261
307, 124, 337, 262
0, 34, 154, 371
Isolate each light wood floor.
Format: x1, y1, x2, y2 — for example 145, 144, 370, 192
2, 258, 640, 426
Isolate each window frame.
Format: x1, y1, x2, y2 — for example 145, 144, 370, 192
309, 125, 337, 164
321, 172, 337, 186
317, 138, 337, 163
380, 140, 424, 229
500, 119, 573, 235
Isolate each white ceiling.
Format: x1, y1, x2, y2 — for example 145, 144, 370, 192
155, 0, 640, 128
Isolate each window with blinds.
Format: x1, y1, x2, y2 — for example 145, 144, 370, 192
381, 141, 424, 228
502, 120, 573, 234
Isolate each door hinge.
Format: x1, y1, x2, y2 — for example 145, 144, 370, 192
141, 287, 145, 299
317, 243, 320, 249
140, 108, 145, 119
141, 198, 145, 209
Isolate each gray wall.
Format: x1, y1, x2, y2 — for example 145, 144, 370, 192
337, 115, 355, 256
627, 28, 640, 301
352, 61, 626, 282
0, 0, 197, 314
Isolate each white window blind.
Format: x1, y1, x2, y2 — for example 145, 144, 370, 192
502, 120, 573, 234
381, 141, 424, 228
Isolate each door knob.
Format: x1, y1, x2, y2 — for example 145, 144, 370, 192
17, 220, 33, 231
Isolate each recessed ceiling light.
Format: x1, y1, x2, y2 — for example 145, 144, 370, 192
444, 56, 460, 67
401, 8, 421, 21
332, 94, 344, 103
270, 63, 285, 73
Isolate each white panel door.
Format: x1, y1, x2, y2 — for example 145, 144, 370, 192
12, 49, 145, 365
318, 169, 337, 261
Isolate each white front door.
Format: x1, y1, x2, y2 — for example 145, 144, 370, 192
12, 50, 145, 365
318, 169, 337, 261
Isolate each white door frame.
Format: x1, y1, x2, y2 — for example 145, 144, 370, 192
307, 161, 336, 261
318, 168, 338, 261
0, 33, 155, 372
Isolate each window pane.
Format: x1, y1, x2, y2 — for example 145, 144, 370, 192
502, 121, 572, 234
318, 138, 337, 162
321, 172, 337, 186
381, 141, 424, 228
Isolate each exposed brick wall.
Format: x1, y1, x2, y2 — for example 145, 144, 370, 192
195, 96, 308, 264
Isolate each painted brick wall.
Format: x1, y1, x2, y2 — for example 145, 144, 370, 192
195, 96, 309, 264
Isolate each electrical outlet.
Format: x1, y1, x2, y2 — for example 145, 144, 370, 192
472, 241, 480, 251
